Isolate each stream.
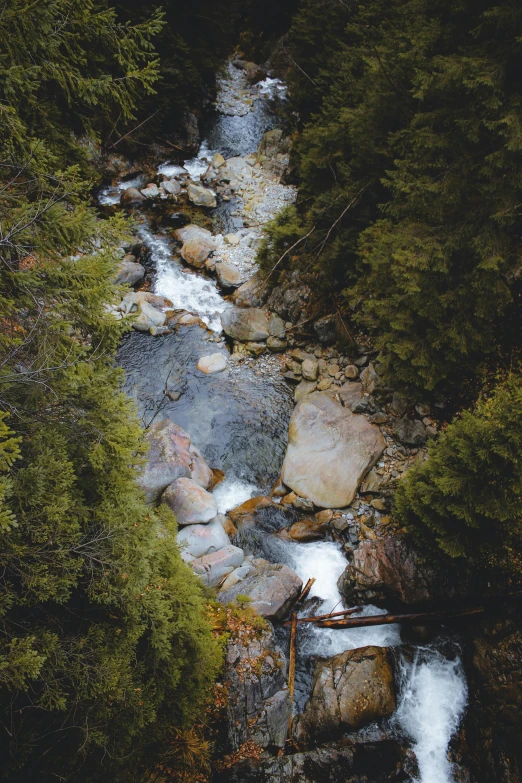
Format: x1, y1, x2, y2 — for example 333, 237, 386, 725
105, 61, 469, 783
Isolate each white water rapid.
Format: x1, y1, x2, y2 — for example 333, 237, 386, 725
396, 648, 468, 783
212, 475, 259, 515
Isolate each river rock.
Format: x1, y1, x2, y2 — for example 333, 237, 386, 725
294, 380, 317, 403
162, 477, 218, 525
333, 382, 364, 410
215, 261, 241, 288
219, 563, 255, 591
139, 419, 213, 503
114, 259, 145, 286
266, 336, 287, 352
218, 561, 303, 621
174, 224, 213, 244
181, 237, 216, 268
120, 187, 145, 206
393, 416, 427, 446
197, 353, 227, 374
286, 517, 328, 542
314, 314, 337, 344
177, 516, 230, 559
187, 182, 217, 208
161, 179, 181, 196
224, 233, 241, 245
212, 152, 225, 168
281, 392, 385, 508
231, 270, 269, 307
221, 307, 270, 342
296, 647, 395, 743
302, 358, 319, 381
191, 545, 244, 587
141, 183, 160, 199
132, 301, 167, 331
268, 314, 286, 339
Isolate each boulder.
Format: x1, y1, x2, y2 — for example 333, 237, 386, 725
187, 182, 217, 208
141, 183, 160, 199
313, 314, 337, 344
281, 392, 385, 508
120, 187, 145, 206
221, 307, 270, 342
295, 647, 395, 743
218, 561, 303, 621
191, 545, 244, 587
138, 419, 213, 503
161, 179, 181, 196
393, 416, 427, 446
219, 563, 255, 591
132, 301, 166, 331
333, 382, 364, 411
294, 380, 317, 403
231, 271, 269, 308
301, 358, 319, 381
267, 337, 287, 352
268, 314, 286, 339
114, 259, 145, 286
197, 353, 227, 374
345, 364, 360, 380
286, 517, 328, 542
215, 261, 241, 288
181, 237, 216, 268
174, 224, 214, 244
212, 152, 225, 168
119, 291, 172, 314
177, 516, 230, 559
224, 233, 241, 245
162, 477, 218, 525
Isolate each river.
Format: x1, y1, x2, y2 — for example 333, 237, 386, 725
103, 60, 468, 783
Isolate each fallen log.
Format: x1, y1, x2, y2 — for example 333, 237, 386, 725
297, 577, 316, 604
286, 612, 298, 743
316, 606, 485, 629
283, 606, 362, 627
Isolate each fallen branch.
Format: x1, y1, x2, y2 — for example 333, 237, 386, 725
283, 606, 362, 627
316, 606, 485, 629
109, 110, 160, 148
297, 578, 316, 604
286, 612, 298, 744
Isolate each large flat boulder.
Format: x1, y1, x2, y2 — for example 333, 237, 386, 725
296, 646, 395, 743
174, 224, 214, 244
217, 561, 302, 620
281, 392, 385, 508
138, 420, 213, 503
221, 307, 270, 342
191, 544, 244, 587
162, 477, 218, 525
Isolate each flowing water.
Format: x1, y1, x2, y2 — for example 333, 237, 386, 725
109, 63, 469, 783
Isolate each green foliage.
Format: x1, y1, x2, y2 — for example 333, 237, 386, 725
395, 376, 522, 564
264, 0, 522, 394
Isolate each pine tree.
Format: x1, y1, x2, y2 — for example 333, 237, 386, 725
394, 376, 522, 569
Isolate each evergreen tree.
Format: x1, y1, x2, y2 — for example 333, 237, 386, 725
394, 376, 522, 569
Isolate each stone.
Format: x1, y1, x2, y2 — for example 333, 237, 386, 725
360, 468, 383, 494
314, 314, 336, 344
138, 419, 213, 503
191, 545, 244, 587
371, 498, 387, 511
224, 232, 241, 245
120, 291, 172, 314
231, 270, 269, 308
296, 647, 395, 742
162, 179, 181, 196
281, 393, 385, 508
301, 358, 319, 381
218, 562, 303, 620
120, 187, 145, 206
114, 259, 145, 286
334, 382, 364, 410
181, 237, 216, 268
316, 378, 332, 391
162, 477, 218, 525
344, 364, 360, 380
141, 183, 160, 198
174, 224, 214, 244
197, 353, 227, 374
316, 509, 334, 525
187, 182, 217, 208
287, 517, 328, 542
228, 496, 273, 525
132, 301, 166, 331
393, 416, 427, 446
327, 363, 340, 377
415, 402, 431, 417
215, 261, 241, 288
390, 392, 409, 417
177, 517, 230, 559
268, 314, 286, 339
360, 362, 381, 395
294, 380, 317, 403
267, 336, 287, 352
212, 152, 225, 168
219, 563, 255, 591
221, 307, 270, 342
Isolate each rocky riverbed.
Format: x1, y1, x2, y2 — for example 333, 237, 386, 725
97, 59, 494, 783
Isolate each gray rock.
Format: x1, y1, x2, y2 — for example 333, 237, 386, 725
191, 544, 244, 587
181, 237, 216, 268
281, 392, 385, 508
162, 477, 218, 525
219, 563, 255, 591
393, 416, 427, 446
114, 259, 145, 286
314, 314, 337, 344
218, 562, 303, 621
215, 261, 241, 288
296, 646, 395, 742
231, 270, 269, 308
266, 336, 287, 352
301, 358, 319, 381
138, 419, 213, 503
221, 307, 270, 342
294, 380, 317, 403
333, 382, 364, 410
177, 516, 230, 559
132, 301, 166, 331
141, 183, 160, 199
174, 224, 214, 244
197, 353, 227, 374
120, 187, 145, 206
360, 362, 381, 395
162, 179, 181, 195
187, 182, 217, 208
268, 314, 286, 339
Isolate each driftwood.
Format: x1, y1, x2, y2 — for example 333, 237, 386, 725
286, 612, 298, 743
283, 606, 362, 627
316, 606, 484, 629
297, 578, 316, 604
